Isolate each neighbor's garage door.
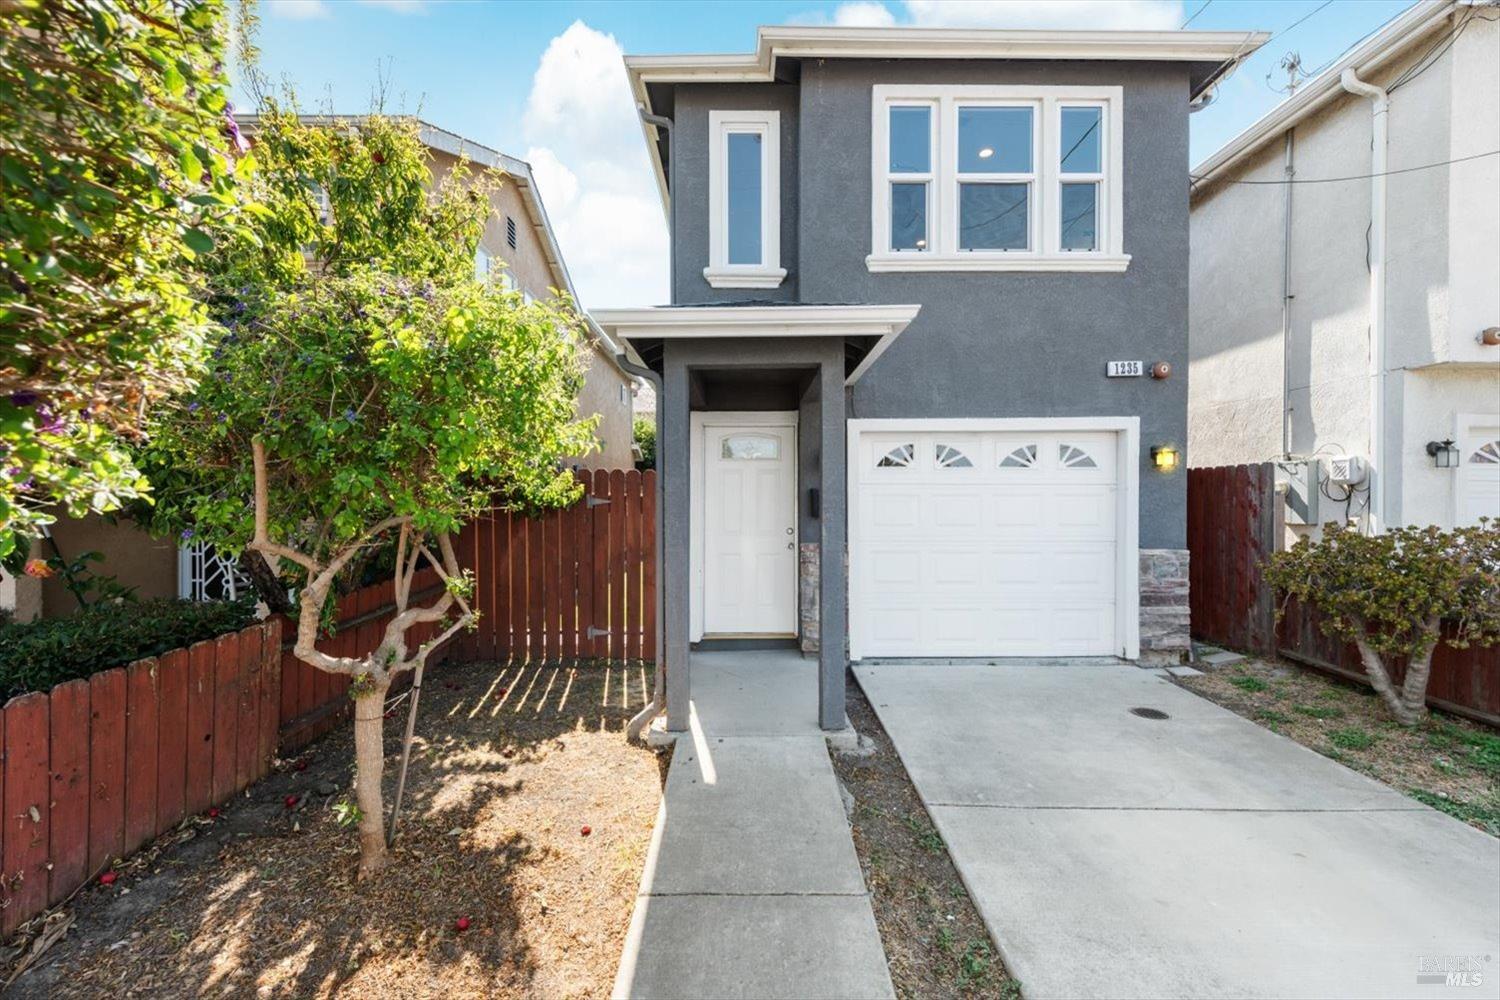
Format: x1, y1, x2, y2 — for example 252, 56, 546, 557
852, 429, 1120, 658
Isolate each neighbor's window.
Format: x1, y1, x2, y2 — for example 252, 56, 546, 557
706, 109, 784, 288
870, 85, 1125, 271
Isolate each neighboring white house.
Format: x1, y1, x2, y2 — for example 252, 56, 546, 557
1189, 0, 1499, 537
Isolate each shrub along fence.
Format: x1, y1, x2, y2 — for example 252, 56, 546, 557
1187, 464, 1500, 727
0, 468, 654, 935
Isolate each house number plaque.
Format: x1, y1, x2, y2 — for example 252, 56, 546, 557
1106, 360, 1144, 378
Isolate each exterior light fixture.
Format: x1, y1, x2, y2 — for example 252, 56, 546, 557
1426, 439, 1459, 468
1151, 445, 1180, 473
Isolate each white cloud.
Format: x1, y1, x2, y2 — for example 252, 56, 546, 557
264, 0, 330, 19
814, 0, 1183, 30
521, 21, 668, 309
832, 2, 897, 26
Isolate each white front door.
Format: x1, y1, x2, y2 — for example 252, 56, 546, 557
1456, 415, 1500, 526
702, 420, 798, 635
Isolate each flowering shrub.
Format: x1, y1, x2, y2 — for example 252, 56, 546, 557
0, 0, 243, 558
1264, 521, 1500, 725
140, 108, 595, 876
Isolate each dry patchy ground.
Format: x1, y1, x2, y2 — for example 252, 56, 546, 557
10, 659, 665, 999
1181, 657, 1500, 836
832, 677, 1020, 1000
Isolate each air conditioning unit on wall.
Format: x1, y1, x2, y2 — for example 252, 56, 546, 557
1325, 455, 1369, 487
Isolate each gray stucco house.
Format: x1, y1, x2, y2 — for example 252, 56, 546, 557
595, 25, 1267, 734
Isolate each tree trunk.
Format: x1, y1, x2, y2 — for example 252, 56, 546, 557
352, 674, 391, 878
1397, 636, 1437, 726
238, 551, 294, 614
1355, 639, 1423, 726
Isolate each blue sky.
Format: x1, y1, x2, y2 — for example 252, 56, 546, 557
242, 0, 1415, 306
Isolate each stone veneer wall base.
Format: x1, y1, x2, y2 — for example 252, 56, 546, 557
1139, 548, 1191, 664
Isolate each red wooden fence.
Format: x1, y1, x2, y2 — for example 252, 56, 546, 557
1187, 464, 1500, 726
0, 621, 280, 936
453, 469, 656, 666
0, 468, 653, 936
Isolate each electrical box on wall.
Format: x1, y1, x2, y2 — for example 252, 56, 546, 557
1325, 455, 1368, 487
1276, 459, 1319, 526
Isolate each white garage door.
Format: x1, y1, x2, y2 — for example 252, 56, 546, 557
852, 428, 1122, 658
1456, 418, 1500, 526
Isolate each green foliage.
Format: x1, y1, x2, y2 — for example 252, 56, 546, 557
1405, 788, 1500, 837
633, 414, 656, 469
331, 799, 363, 828
1265, 521, 1500, 658
139, 108, 595, 568
0, 597, 257, 699
1230, 674, 1269, 693
1293, 703, 1344, 720
1328, 727, 1376, 751
0, 0, 243, 558
37, 548, 137, 610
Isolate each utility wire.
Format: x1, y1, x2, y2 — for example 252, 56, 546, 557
1194, 149, 1498, 186
1180, 0, 1213, 30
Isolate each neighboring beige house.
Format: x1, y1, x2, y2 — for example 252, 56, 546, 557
5, 116, 636, 620
1189, 0, 1499, 539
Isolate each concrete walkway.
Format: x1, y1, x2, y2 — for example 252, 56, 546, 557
613, 652, 894, 1000
856, 661, 1500, 1000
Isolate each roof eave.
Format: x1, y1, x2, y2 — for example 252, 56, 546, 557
1191, 0, 1457, 197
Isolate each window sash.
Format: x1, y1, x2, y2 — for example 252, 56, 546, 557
708, 110, 781, 278
871, 86, 1121, 264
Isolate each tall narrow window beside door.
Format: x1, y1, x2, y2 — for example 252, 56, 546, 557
706, 109, 785, 289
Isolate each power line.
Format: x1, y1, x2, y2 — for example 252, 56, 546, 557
1194, 149, 1498, 187
1266, 0, 1336, 49
1180, 0, 1213, 30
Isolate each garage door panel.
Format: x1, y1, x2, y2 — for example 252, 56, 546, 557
854, 426, 1124, 658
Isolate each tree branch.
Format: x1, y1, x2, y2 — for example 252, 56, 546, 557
248, 437, 319, 574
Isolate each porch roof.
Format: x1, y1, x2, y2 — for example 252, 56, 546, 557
591, 303, 921, 385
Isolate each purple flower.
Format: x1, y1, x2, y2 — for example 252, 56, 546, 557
223, 103, 250, 155
343, 407, 357, 422
36, 406, 66, 435
8, 391, 38, 407
187, 401, 201, 413
180, 528, 195, 541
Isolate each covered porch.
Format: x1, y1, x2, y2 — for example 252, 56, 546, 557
593, 304, 919, 734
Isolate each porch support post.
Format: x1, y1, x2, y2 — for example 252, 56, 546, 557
817, 350, 847, 731
663, 351, 692, 732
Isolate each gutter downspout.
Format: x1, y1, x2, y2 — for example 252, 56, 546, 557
1281, 130, 1295, 457
1340, 67, 1388, 534
625, 106, 673, 743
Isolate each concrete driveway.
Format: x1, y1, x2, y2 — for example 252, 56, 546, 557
855, 661, 1500, 1000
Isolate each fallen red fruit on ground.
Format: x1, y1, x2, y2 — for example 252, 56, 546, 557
98, 871, 118, 886
284, 795, 299, 809
580, 825, 591, 837
294, 759, 308, 771
454, 917, 471, 932
206, 807, 222, 819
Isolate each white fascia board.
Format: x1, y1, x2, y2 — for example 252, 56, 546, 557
592, 304, 922, 385
1191, 0, 1456, 197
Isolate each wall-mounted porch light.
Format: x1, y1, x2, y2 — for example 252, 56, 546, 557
1426, 439, 1460, 469
1151, 445, 1180, 473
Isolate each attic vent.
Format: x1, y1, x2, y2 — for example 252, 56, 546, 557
506, 215, 518, 249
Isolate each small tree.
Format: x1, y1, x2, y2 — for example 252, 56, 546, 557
0, 0, 242, 559
1264, 521, 1500, 726
142, 109, 595, 876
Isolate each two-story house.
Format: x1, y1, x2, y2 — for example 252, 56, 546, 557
1189, 0, 1500, 538
594, 25, 1266, 734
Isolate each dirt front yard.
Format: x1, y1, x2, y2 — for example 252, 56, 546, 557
10, 659, 664, 999
1180, 657, 1500, 836
832, 677, 1019, 1000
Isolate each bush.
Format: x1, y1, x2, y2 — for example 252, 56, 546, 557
634, 415, 656, 469
0, 598, 258, 700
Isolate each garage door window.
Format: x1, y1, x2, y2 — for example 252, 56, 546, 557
999, 444, 1038, 468
877, 443, 915, 468
934, 443, 973, 468
1058, 443, 1098, 468
1470, 440, 1500, 464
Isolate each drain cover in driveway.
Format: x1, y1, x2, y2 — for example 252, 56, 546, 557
1129, 707, 1170, 720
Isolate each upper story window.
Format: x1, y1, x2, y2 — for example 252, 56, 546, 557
474, 245, 492, 282
870, 85, 1128, 273
705, 109, 785, 289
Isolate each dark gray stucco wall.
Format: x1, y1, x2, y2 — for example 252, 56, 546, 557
670, 83, 801, 304
666, 61, 1194, 549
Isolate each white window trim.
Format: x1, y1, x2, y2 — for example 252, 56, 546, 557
706, 109, 785, 289
868, 85, 1128, 273
845, 416, 1140, 661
